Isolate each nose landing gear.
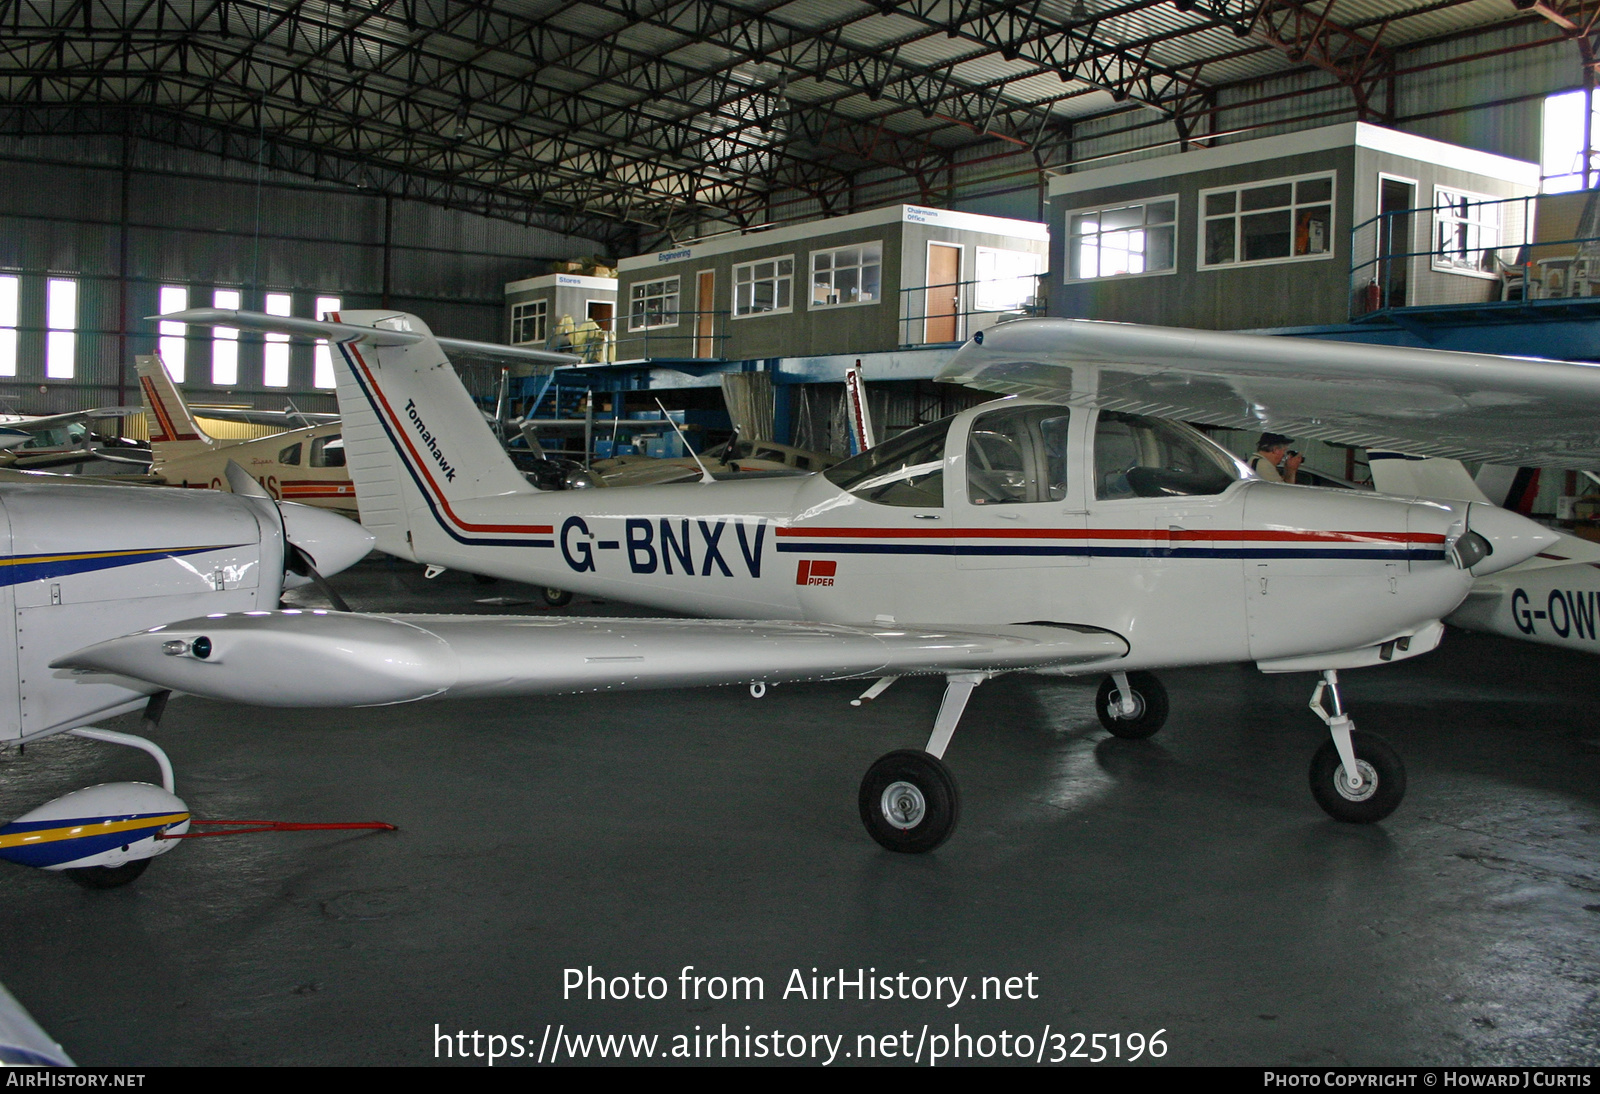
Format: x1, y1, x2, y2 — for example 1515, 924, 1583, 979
1307, 670, 1406, 823
1095, 671, 1169, 738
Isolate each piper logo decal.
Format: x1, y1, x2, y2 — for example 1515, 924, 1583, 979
404, 398, 457, 482
796, 560, 836, 586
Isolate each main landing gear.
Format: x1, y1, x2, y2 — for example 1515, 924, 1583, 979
857, 673, 981, 853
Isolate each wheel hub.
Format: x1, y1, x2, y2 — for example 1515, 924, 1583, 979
1112, 690, 1145, 721
1334, 760, 1379, 802
881, 781, 926, 830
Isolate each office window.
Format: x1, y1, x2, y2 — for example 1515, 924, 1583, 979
975, 247, 1045, 311
733, 256, 793, 317
46, 278, 76, 379
158, 285, 188, 383
1068, 198, 1176, 280
264, 292, 292, 387
628, 277, 679, 331
511, 300, 548, 345
1543, 90, 1598, 194
810, 243, 881, 308
0, 276, 16, 377
314, 295, 341, 388
212, 289, 241, 386
1433, 187, 1502, 276
1201, 174, 1334, 268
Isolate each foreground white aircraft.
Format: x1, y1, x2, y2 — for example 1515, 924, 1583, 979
59, 310, 1565, 854
0, 465, 372, 887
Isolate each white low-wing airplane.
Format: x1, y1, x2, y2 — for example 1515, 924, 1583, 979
57, 310, 1563, 854
0, 464, 373, 887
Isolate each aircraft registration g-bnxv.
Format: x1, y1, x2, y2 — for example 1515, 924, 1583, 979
66, 309, 1565, 854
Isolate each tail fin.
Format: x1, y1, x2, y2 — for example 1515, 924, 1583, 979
327, 310, 534, 561
1367, 454, 1492, 504
135, 355, 214, 461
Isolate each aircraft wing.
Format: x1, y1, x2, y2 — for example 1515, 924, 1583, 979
941, 319, 1600, 469
54, 612, 1129, 707
159, 308, 580, 366
188, 406, 341, 427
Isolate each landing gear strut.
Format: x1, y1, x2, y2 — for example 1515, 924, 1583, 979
1095, 671, 1169, 739
858, 673, 982, 853
1306, 670, 1406, 823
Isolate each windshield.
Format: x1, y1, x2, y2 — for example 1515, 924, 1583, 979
824, 416, 954, 507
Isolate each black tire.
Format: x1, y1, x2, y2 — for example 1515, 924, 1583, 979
64, 858, 150, 889
541, 587, 574, 607
1308, 730, 1406, 823
1095, 672, 1169, 738
858, 749, 960, 854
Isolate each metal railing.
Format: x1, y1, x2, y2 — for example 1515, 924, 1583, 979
897, 272, 1048, 346
1349, 191, 1600, 319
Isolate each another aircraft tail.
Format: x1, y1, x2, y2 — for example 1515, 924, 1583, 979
326, 310, 535, 561
135, 355, 214, 462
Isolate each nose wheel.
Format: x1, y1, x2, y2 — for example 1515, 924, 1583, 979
1306, 670, 1406, 823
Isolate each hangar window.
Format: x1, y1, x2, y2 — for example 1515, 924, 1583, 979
1068, 199, 1175, 281
264, 292, 292, 387
314, 296, 341, 388
811, 243, 881, 308
212, 289, 241, 386
158, 286, 189, 383
967, 405, 1071, 505
512, 300, 548, 345
629, 277, 679, 331
975, 247, 1045, 310
824, 416, 952, 508
1432, 187, 1501, 276
733, 256, 793, 317
0, 275, 16, 377
1200, 174, 1334, 268
1093, 412, 1239, 500
45, 278, 76, 380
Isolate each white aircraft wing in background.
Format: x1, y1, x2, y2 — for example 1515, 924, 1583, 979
0, 406, 144, 450
942, 319, 1600, 469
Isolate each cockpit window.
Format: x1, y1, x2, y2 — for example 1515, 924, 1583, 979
1093, 412, 1239, 499
824, 416, 953, 507
966, 406, 1072, 505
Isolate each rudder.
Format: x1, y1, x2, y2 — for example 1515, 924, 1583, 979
135, 355, 214, 463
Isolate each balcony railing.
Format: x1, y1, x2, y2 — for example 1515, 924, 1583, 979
1350, 191, 1600, 319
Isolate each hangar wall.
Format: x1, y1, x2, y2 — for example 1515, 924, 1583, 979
0, 136, 612, 414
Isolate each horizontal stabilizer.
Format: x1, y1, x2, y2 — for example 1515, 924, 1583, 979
155, 309, 580, 366
55, 612, 1129, 707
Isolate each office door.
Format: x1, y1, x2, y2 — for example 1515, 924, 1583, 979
695, 270, 715, 357
924, 243, 961, 343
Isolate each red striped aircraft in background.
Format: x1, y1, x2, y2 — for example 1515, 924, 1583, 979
136, 354, 357, 514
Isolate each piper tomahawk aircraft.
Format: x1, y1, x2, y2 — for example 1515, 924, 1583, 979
0, 464, 373, 887
59, 309, 1563, 854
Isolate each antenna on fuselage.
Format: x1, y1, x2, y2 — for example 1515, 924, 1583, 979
655, 397, 714, 484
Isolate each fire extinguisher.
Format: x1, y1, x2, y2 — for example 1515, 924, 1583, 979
1362, 280, 1381, 313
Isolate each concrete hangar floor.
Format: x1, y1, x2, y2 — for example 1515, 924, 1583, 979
1, 556, 1597, 1067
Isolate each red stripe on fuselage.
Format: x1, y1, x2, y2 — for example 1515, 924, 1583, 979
341, 340, 552, 536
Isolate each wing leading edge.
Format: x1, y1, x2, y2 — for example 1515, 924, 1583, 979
941, 319, 1600, 469
55, 612, 1130, 707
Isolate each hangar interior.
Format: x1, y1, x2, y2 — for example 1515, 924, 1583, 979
2, 0, 1600, 1069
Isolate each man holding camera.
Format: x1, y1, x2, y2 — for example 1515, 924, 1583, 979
1251, 432, 1303, 484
